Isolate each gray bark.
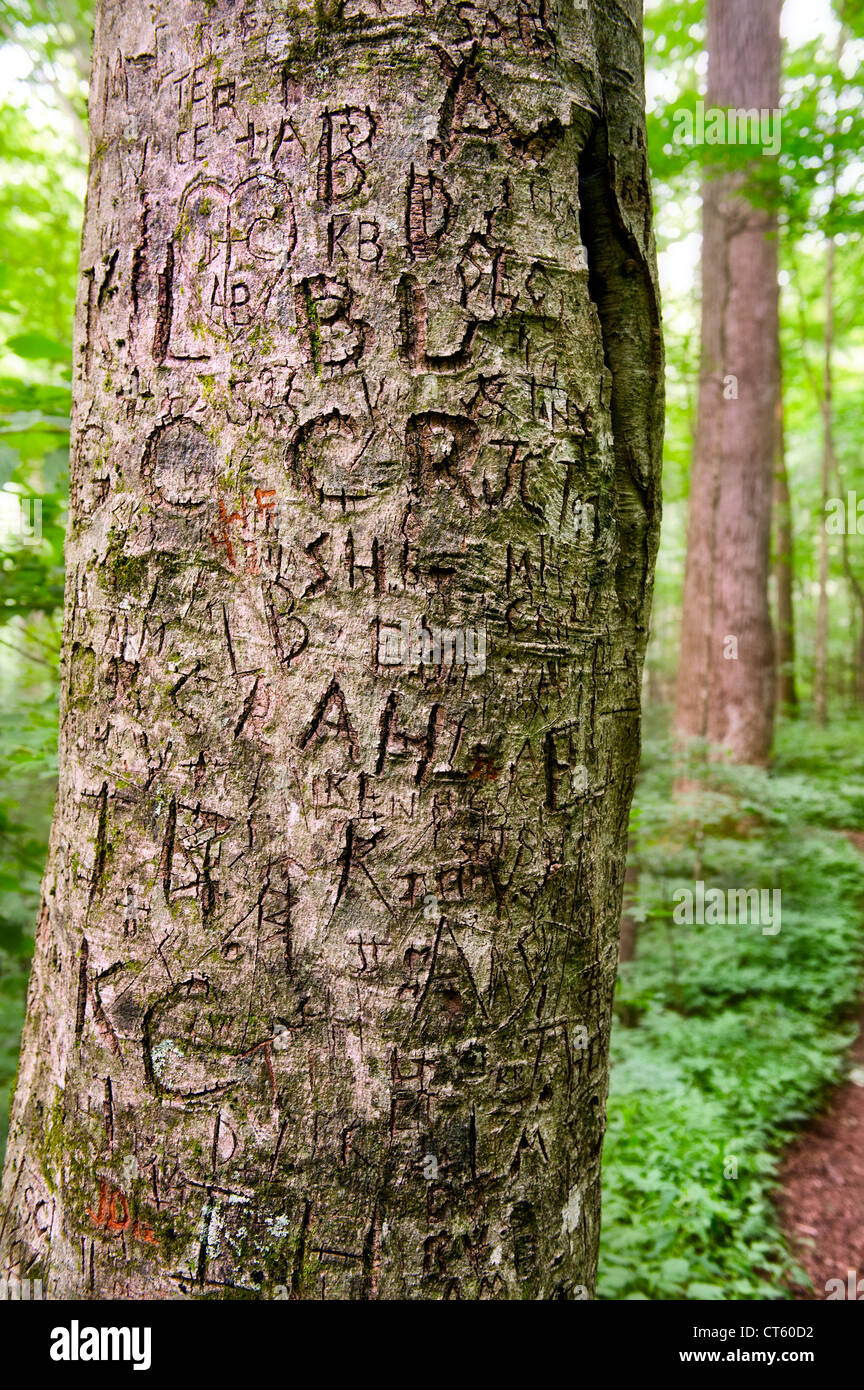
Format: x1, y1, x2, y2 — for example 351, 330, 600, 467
1, 0, 662, 1299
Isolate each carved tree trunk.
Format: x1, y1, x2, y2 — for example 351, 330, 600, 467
674, 0, 781, 765
1, 0, 661, 1300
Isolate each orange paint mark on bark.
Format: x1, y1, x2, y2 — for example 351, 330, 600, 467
88, 1180, 157, 1244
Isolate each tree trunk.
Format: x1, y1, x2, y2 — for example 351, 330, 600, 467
1, 0, 662, 1300
674, 0, 781, 765
773, 403, 798, 717
618, 839, 639, 964
832, 460, 864, 708
814, 235, 835, 727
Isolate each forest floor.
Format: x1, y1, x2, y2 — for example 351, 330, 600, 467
778, 831, 864, 1302
599, 721, 864, 1300
779, 1006, 864, 1300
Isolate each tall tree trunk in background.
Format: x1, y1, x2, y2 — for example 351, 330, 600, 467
833, 461, 864, 707
674, 0, 781, 765
774, 404, 798, 717
814, 235, 835, 726
618, 852, 639, 965
0, 0, 662, 1299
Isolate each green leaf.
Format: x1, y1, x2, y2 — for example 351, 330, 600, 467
686, 1283, 727, 1300
6, 332, 72, 363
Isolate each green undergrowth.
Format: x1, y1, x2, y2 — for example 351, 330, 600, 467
598, 717, 864, 1300
0, 689, 57, 1167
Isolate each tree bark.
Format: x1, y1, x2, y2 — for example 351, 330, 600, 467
674, 0, 781, 765
1, 0, 662, 1299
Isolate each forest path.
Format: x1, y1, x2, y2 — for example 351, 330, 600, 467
778, 831, 864, 1301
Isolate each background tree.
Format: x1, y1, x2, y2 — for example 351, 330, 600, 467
781, 3, 864, 715
674, 0, 782, 765
773, 411, 798, 716
0, 0, 662, 1298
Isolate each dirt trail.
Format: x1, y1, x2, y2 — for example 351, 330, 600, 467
779, 832, 864, 1300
